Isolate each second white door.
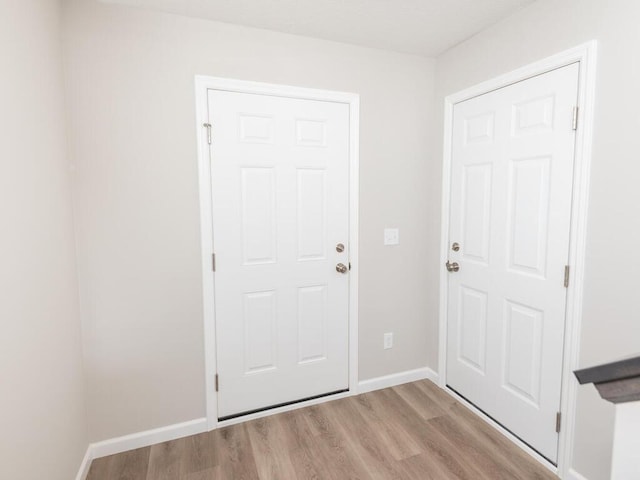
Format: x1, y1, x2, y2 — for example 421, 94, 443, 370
208, 89, 350, 419
446, 63, 580, 462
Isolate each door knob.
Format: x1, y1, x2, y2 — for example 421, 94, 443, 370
446, 261, 460, 272
336, 263, 349, 274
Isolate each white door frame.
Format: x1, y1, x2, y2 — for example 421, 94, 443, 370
195, 76, 360, 430
438, 41, 597, 478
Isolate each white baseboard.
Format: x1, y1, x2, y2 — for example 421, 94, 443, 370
91, 418, 207, 459
565, 468, 589, 480
75, 446, 93, 480
357, 367, 439, 394
75, 368, 443, 479
426, 368, 440, 383
74, 417, 207, 479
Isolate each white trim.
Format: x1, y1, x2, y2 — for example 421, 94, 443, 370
556, 41, 598, 480
195, 77, 217, 431
90, 418, 207, 459
438, 41, 597, 479
357, 367, 438, 394
195, 77, 359, 104
566, 469, 590, 480
348, 94, 361, 398
194, 76, 360, 429
74, 446, 93, 480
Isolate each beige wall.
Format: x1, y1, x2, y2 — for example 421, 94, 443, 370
62, 0, 435, 442
3, 0, 633, 477
434, 0, 640, 478
0, 1, 88, 479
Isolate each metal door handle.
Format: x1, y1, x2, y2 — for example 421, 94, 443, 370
336, 263, 348, 274
446, 261, 459, 272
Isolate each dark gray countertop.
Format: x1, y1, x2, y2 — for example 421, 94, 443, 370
574, 355, 640, 385
575, 355, 640, 404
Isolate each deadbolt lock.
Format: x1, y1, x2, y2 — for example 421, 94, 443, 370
336, 243, 345, 253
451, 242, 460, 252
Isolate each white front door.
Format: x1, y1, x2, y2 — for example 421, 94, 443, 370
208, 90, 350, 419
446, 63, 580, 462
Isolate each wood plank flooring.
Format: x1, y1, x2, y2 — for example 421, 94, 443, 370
87, 380, 557, 479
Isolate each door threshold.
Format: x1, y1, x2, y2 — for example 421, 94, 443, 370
218, 388, 349, 422
447, 386, 556, 465
445, 385, 558, 474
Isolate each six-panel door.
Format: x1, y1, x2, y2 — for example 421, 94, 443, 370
208, 90, 350, 419
446, 63, 580, 462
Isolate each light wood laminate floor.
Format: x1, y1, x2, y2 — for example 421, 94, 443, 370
87, 380, 557, 479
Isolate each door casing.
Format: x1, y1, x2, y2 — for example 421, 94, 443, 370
195, 76, 360, 430
438, 41, 597, 478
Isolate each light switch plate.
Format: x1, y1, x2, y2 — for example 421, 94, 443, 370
384, 228, 400, 246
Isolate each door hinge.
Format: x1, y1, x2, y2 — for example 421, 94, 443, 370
556, 412, 562, 433
212, 253, 216, 272
564, 265, 570, 288
215, 374, 219, 392
572, 106, 579, 131
203, 123, 212, 144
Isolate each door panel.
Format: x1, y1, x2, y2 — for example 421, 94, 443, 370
458, 286, 488, 374
461, 163, 492, 264
503, 300, 543, 406
447, 63, 580, 462
297, 169, 327, 261
208, 90, 350, 419
297, 285, 328, 364
241, 167, 277, 265
243, 290, 277, 374
507, 156, 551, 276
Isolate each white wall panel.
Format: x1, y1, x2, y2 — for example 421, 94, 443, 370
1, 1, 88, 479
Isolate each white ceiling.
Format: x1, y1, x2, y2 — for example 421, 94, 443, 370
99, 0, 535, 57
